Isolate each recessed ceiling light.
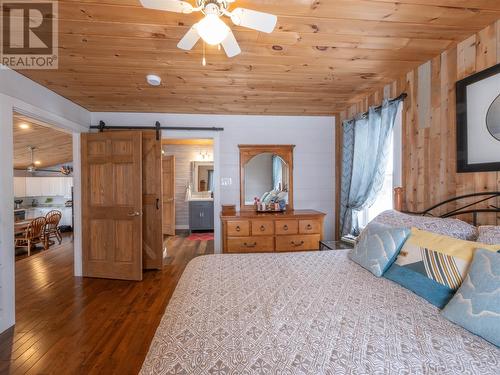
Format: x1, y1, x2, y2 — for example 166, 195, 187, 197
34, 160, 41, 165
146, 74, 162, 86
19, 123, 30, 129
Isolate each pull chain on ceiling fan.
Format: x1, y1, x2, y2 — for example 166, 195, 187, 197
140, 0, 277, 58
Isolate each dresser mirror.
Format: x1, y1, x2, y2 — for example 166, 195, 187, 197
239, 145, 294, 211
192, 161, 214, 193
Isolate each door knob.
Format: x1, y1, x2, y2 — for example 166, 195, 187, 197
127, 211, 141, 217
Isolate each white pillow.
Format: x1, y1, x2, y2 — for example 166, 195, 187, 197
373, 210, 478, 241
477, 225, 500, 245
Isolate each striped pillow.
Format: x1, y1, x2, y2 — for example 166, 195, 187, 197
384, 228, 500, 308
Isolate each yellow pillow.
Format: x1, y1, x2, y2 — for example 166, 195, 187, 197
404, 227, 500, 264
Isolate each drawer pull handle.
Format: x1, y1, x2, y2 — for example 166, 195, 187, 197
307, 224, 313, 230
291, 241, 304, 247
260, 225, 266, 231
236, 226, 241, 232
244, 242, 257, 248
283, 225, 289, 231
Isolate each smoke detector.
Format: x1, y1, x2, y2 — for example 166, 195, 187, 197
146, 74, 162, 86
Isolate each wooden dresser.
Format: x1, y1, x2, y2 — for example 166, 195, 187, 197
221, 210, 326, 253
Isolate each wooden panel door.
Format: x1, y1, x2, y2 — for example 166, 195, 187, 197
142, 131, 163, 270
81, 131, 143, 281
162, 155, 175, 235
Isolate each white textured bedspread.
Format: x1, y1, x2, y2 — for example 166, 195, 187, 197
141, 251, 500, 374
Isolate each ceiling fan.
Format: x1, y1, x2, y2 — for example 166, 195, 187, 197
14, 146, 73, 176
140, 0, 277, 58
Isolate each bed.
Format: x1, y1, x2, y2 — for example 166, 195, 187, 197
140, 251, 500, 374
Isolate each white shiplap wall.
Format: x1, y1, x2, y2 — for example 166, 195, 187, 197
92, 113, 336, 240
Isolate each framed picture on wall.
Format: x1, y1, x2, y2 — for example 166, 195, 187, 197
456, 62, 500, 172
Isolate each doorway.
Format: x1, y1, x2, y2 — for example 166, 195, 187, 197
162, 138, 216, 260
12, 113, 75, 261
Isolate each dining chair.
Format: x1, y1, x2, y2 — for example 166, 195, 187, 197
45, 210, 63, 246
15, 217, 47, 256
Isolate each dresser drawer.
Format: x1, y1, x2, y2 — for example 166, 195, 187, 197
226, 221, 250, 236
276, 235, 320, 252
226, 236, 274, 253
275, 220, 298, 235
251, 220, 274, 236
299, 219, 321, 234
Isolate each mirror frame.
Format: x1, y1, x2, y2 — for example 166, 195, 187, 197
239, 144, 295, 211
192, 161, 214, 193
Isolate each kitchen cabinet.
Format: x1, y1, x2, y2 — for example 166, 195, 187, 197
60, 207, 73, 227
25, 177, 42, 197
14, 177, 26, 197
189, 201, 214, 231
19, 177, 73, 197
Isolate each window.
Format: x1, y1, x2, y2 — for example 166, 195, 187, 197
358, 103, 403, 229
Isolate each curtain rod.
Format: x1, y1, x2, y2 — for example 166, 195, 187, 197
89, 121, 224, 140
347, 92, 407, 122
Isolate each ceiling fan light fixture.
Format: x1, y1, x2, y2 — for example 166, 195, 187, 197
141, 0, 277, 58
195, 13, 230, 46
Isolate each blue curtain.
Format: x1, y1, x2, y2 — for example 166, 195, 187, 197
339, 119, 355, 236
272, 155, 282, 190
341, 99, 401, 236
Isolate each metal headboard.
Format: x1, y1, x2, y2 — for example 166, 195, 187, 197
403, 192, 500, 226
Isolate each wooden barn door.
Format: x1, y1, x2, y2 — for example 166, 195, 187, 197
81, 131, 143, 281
142, 131, 164, 270
162, 155, 175, 236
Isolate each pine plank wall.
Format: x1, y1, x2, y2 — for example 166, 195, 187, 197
335, 20, 500, 238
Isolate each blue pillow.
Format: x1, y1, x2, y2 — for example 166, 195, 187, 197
348, 222, 409, 277
441, 249, 500, 347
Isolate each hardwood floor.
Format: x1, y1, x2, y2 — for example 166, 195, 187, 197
0, 235, 214, 375
15, 233, 72, 262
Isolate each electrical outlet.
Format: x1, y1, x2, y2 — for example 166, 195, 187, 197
220, 177, 232, 186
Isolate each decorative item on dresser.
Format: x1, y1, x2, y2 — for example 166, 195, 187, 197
221, 210, 325, 253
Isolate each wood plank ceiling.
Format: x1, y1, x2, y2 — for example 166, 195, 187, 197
13, 114, 73, 169
15, 0, 500, 115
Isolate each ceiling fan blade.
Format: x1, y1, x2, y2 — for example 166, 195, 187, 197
221, 30, 241, 58
177, 26, 201, 50
230, 8, 277, 33
140, 0, 193, 14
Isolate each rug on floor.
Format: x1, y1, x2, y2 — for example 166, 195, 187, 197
187, 232, 214, 241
